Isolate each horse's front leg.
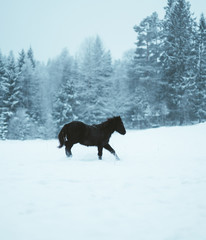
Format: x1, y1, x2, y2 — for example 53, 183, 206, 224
97, 145, 103, 160
104, 144, 120, 160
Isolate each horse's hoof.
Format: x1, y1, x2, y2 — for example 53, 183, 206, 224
66, 153, 72, 157
115, 154, 120, 160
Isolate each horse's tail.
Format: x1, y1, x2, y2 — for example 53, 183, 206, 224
58, 125, 67, 148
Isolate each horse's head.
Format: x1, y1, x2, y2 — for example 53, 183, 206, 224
114, 116, 126, 135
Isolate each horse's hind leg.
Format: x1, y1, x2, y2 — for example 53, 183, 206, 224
98, 146, 103, 160
104, 144, 120, 160
65, 141, 73, 157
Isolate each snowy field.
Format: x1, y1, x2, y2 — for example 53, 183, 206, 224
1, 124, 206, 240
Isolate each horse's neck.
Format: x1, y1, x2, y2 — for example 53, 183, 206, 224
98, 121, 115, 134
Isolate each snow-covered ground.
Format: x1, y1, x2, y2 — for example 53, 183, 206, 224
1, 124, 206, 240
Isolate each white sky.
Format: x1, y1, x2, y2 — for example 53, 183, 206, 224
1, 0, 205, 62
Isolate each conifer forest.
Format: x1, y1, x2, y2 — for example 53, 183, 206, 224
1, 0, 206, 140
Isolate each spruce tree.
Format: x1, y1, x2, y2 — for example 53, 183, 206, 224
18, 49, 26, 72
128, 12, 162, 127
1, 52, 19, 138
112, 51, 135, 128
0, 52, 6, 110
53, 53, 78, 131
79, 36, 113, 124
0, 53, 8, 139
195, 14, 206, 122
160, 0, 196, 124
27, 47, 35, 68
18, 58, 34, 109
15, 50, 40, 138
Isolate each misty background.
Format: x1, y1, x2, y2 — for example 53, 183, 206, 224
0, 0, 206, 139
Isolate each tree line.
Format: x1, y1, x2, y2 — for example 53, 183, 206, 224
0, 0, 206, 140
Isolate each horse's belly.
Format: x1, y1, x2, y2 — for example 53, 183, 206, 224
80, 140, 95, 146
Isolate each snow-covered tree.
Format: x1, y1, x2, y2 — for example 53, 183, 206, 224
134, 12, 162, 62
18, 49, 26, 72
0, 52, 19, 138
27, 47, 35, 68
5, 52, 19, 113
53, 51, 79, 131
47, 49, 73, 102
78, 36, 113, 124
194, 14, 206, 122
160, 0, 196, 124
7, 108, 31, 140
127, 12, 162, 128
131, 12, 162, 85
0, 52, 8, 139
111, 50, 135, 127
14, 50, 41, 138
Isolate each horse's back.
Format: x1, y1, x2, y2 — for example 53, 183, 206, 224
64, 121, 86, 143
66, 121, 85, 128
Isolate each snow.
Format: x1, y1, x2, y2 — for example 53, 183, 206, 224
1, 124, 206, 240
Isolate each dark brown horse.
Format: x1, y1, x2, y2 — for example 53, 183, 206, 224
58, 116, 126, 160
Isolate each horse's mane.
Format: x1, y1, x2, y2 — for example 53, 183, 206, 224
95, 116, 120, 130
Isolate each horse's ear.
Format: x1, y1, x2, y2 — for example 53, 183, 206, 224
114, 116, 121, 123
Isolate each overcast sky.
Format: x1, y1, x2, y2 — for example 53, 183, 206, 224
1, 0, 205, 62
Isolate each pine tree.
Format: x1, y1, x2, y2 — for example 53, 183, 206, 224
0, 52, 8, 139
160, 0, 196, 124
18, 49, 26, 72
27, 47, 35, 68
78, 36, 113, 124
7, 108, 31, 140
53, 78, 78, 129
30, 65, 42, 123
15, 50, 41, 138
0, 52, 6, 109
1, 52, 19, 138
47, 48, 73, 102
53, 53, 78, 131
18, 58, 34, 109
111, 50, 136, 128
131, 12, 161, 85
5, 52, 19, 113
128, 12, 162, 127
195, 14, 206, 122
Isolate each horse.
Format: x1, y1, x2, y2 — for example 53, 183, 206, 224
58, 116, 126, 160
